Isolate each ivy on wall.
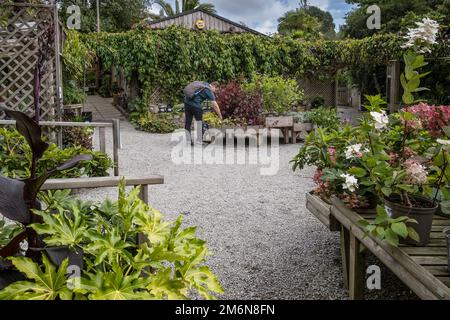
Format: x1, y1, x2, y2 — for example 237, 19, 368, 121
79, 27, 449, 102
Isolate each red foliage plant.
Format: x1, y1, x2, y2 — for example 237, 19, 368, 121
405, 103, 450, 138
215, 81, 264, 126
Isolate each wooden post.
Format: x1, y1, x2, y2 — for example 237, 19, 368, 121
283, 128, 289, 144
349, 233, 364, 300
138, 184, 149, 204
112, 119, 120, 176
340, 226, 350, 290
388, 60, 401, 113
99, 127, 106, 154
292, 126, 296, 144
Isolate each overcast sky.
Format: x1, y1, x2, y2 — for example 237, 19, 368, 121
149, 0, 355, 34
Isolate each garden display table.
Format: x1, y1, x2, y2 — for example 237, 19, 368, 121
265, 116, 294, 144
306, 193, 450, 300
329, 197, 450, 300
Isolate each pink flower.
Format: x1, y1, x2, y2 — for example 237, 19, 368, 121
328, 147, 337, 164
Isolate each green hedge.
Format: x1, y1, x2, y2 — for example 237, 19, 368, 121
81, 27, 449, 102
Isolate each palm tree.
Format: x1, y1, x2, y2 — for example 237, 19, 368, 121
151, 0, 216, 18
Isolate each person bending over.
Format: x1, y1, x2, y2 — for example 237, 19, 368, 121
183, 81, 222, 145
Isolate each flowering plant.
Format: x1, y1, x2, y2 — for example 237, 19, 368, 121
400, 18, 440, 106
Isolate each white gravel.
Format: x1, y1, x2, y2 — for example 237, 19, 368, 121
77, 121, 348, 300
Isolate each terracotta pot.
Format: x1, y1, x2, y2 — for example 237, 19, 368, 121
385, 195, 438, 246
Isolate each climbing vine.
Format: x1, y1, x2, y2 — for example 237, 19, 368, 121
79, 27, 449, 102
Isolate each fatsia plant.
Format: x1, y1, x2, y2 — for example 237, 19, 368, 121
0, 181, 223, 300
0, 104, 92, 261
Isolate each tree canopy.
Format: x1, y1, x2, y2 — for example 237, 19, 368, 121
278, 5, 336, 39
150, 0, 216, 19
341, 0, 450, 38
58, 0, 152, 33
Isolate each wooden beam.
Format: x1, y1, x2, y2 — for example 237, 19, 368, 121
331, 197, 450, 300
42, 176, 164, 191
349, 233, 364, 300
0, 120, 113, 128
340, 226, 350, 290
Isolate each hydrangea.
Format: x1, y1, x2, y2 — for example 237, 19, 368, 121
345, 144, 369, 160
404, 160, 428, 185
370, 111, 389, 131
405, 103, 450, 138
437, 139, 450, 147
341, 173, 358, 192
402, 18, 440, 53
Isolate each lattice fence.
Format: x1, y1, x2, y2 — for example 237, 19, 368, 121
0, 2, 62, 120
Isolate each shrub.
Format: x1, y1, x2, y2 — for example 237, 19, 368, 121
62, 111, 94, 150
215, 81, 264, 126
0, 128, 112, 178
244, 75, 303, 116
203, 112, 236, 128
133, 113, 178, 134
405, 103, 450, 138
63, 82, 86, 105
310, 96, 325, 109
305, 107, 340, 129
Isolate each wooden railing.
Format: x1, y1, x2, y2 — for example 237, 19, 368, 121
0, 119, 121, 176
42, 175, 164, 205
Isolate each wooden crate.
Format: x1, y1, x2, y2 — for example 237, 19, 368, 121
306, 192, 340, 232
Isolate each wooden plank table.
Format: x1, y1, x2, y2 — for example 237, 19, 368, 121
330, 197, 450, 300
265, 116, 294, 144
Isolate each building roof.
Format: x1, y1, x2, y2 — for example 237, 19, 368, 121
147, 8, 266, 36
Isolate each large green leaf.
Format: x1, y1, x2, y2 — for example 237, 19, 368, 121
0, 255, 71, 300
31, 204, 87, 247
134, 207, 172, 245
85, 230, 133, 266
147, 268, 187, 300
183, 265, 224, 300
77, 269, 153, 300
391, 222, 408, 239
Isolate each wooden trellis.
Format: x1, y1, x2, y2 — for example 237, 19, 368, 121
0, 2, 62, 120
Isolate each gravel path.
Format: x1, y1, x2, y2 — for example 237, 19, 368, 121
77, 120, 416, 300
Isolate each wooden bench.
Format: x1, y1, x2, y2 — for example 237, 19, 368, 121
330, 197, 450, 300
42, 175, 164, 204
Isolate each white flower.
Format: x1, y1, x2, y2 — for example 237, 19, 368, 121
341, 173, 359, 192
402, 18, 440, 53
345, 144, 369, 160
437, 139, 450, 146
405, 161, 428, 185
370, 111, 389, 131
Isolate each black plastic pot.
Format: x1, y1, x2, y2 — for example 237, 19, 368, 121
45, 247, 84, 269
0, 270, 25, 290
444, 227, 450, 274
81, 112, 93, 123
385, 195, 438, 247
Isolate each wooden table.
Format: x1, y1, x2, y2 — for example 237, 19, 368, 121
306, 193, 450, 300
265, 116, 294, 144
331, 197, 450, 300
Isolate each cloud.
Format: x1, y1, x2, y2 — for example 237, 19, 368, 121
150, 0, 354, 34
